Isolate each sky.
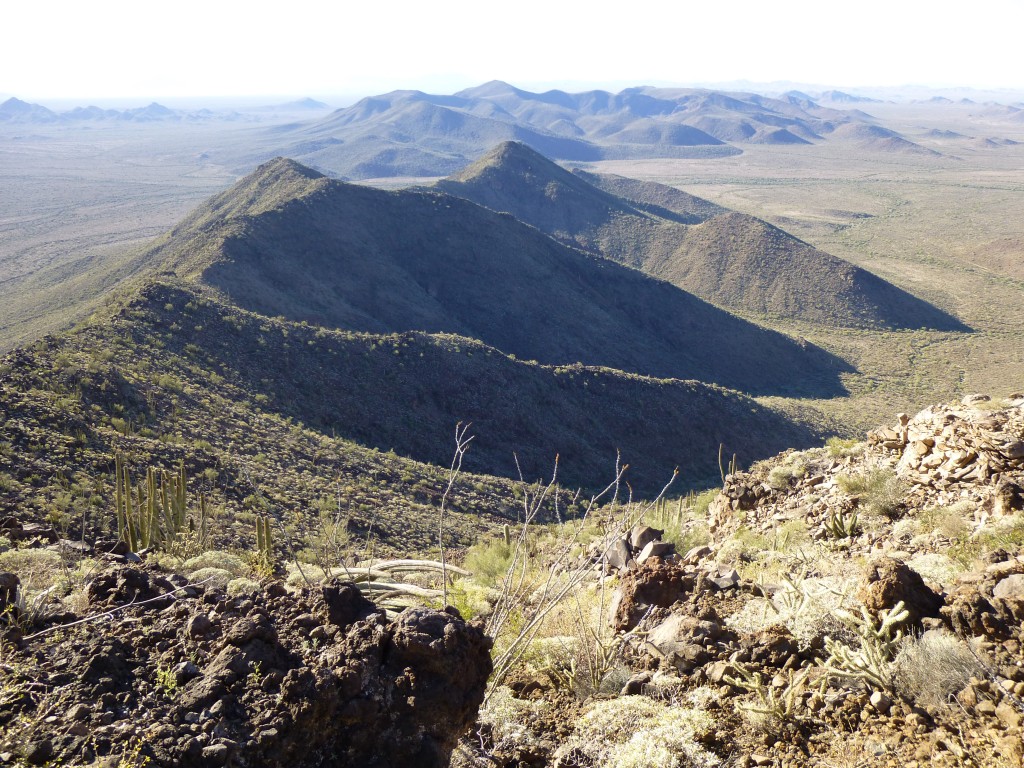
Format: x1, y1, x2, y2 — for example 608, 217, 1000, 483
4, 0, 1023, 104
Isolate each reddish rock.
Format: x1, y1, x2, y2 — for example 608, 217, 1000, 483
611, 559, 696, 631
857, 557, 943, 628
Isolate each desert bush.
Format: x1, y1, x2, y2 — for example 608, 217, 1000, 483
918, 502, 972, 541
183, 550, 248, 578
554, 695, 719, 768
715, 526, 769, 566
477, 685, 551, 754
0, 548, 62, 589
767, 453, 808, 490
727, 573, 857, 643
893, 629, 987, 708
906, 552, 964, 586
525, 580, 630, 699
188, 567, 233, 590
464, 536, 516, 584
837, 468, 905, 518
227, 577, 262, 596
825, 436, 865, 458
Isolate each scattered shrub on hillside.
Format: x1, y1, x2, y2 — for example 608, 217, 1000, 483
727, 574, 858, 643
825, 436, 865, 458
187, 567, 233, 590
906, 552, 964, 587
555, 695, 719, 768
477, 685, 551, 755
894, 630, 987, 708
463, 536, 516, 584
0, 548, 63, 589
227, 577, 262, 596
918, 502, 972, 542
767, 453, 808, 490
837, 468, 906, 518
950, 512, 1024, 567
183, 550, 248, 578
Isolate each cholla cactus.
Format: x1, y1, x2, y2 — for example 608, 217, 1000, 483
724, 663, 824, 726
823, 600, 909, 691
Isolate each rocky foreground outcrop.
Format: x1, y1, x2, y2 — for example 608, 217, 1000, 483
0, 569, 491, 767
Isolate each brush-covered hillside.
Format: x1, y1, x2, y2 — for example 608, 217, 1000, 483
436, 142, 967, 331
0, 280, 827, 552
141, 157, 849, 397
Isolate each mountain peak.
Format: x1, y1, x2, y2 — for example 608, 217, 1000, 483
156, 157, 329, 269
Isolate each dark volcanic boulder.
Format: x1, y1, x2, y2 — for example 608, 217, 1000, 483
857, 557, 943, 628
0, 567, 492, 768
611, 559, 697, 631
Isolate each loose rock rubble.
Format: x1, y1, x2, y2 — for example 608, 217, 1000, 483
458, 397, 1024, 767
0, 568, 491, 768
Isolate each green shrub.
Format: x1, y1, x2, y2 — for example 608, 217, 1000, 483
227, 577, 262, 596
555, 695, 719, 767
464, 537, 515, 584
894, 630, 986, 708
825, 437, 865, 458
837, 468, 905, 518
183, 550, 248, 577
0, 548, 62, 588
188, 567, 233, 590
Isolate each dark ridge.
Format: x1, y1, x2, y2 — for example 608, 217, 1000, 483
129, 283, 829, 493
140, 156, 851, 397
438, 143, 968, 332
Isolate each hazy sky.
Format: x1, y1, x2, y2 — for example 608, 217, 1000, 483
4, 0, 1023, 103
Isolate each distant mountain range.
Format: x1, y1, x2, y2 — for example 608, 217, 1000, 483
0, 96, 331, 124
232, 81, 950, 178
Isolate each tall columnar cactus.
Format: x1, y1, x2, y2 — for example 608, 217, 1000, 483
255, 514, 273, 566
115, 456, 208, 554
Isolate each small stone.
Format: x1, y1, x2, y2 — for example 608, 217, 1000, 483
976, 700, 997, 716
957, 685, 979, 709
605, 538, 634, 571
993, 574, 1024, 601
870, 690, 892, 714
200, 744, 230, 765
174, 661, 201, 685
187, 614, 213, 638
683, 545, 712, 564
995, 702, 1022, 729
22, 740, 53, 766
620, 671, 652, 696
629, 524, 663, 552
67, 703, 90, 721
636, 540, 675, 564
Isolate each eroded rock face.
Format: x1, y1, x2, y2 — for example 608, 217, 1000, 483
0, 567, 492, 768
611, 560, 697, 631
857, 557, 943, 628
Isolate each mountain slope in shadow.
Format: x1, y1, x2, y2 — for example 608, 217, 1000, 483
435, 142, 968, 332
141, 157, 850, 397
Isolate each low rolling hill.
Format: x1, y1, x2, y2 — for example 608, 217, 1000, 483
0, 276, 828, 559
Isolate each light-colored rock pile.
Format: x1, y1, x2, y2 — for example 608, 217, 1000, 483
708, 394, 1024, 544
869, 393, 1024, 497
